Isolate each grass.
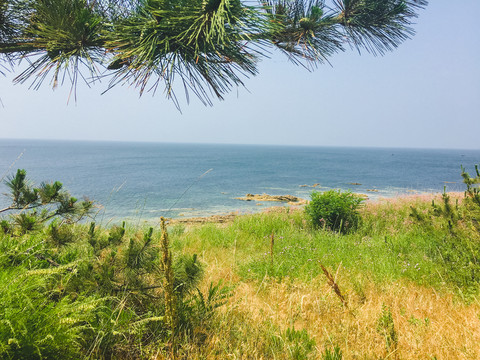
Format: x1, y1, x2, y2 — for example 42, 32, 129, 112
175, 194, 472, 291
167, 192, 480, 359
1, 192, 480, 358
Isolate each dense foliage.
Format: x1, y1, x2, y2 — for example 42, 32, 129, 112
0, 0, 427, 106
305, 189, 364, 233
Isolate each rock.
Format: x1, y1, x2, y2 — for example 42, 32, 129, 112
366, 189, 379, 192
299, 184, 308, 187
235, 193, 307, 205
349, 182, 362, 186
313, 183, 321, 187
171, 213, 237, 225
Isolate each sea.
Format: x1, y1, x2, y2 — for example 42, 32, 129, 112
1, 139, 479, 224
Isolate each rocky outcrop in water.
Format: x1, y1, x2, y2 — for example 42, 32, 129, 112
235, 193, 307, 205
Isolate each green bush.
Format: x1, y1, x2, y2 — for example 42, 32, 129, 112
305, 190, 364, 234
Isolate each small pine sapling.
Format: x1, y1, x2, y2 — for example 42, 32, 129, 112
461, 164, 480, 208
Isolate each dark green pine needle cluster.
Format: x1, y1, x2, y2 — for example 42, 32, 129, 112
0, 0, 427, 105
0, 169, 93, 233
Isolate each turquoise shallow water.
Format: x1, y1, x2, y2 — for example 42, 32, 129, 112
1, 139, 479, 223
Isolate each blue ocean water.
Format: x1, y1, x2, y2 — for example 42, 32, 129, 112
1, 139, 479, 223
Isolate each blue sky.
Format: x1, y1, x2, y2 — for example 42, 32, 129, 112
1, 1, 479, 149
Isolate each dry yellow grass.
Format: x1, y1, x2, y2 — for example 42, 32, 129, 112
363, 192, 465, 212
190, 260, 480, 359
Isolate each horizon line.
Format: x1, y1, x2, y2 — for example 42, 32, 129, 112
0, 137, 479, 152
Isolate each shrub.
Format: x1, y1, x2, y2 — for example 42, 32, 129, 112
305, 190, 364, 234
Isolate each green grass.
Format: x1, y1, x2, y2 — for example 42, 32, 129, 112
1, 192, 479, 358
174, 194, 480, 296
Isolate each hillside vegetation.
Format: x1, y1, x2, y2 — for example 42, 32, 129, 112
1, 167, 479, 359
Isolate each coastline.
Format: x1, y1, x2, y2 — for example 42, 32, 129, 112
165, 191, 466, 227
2, 140, 475, 224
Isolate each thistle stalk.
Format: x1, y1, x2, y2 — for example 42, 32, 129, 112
160, 217, 176, 354
270, 232, 274, 269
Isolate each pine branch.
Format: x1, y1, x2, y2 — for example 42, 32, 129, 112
0, 0, 428, 104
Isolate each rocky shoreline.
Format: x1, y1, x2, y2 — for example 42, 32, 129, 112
169, 213, 237, 225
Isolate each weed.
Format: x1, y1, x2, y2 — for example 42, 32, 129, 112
377, 304, 398, 355
169, 224, 186, 237
283, 327, 316, 360
190, 280, 231, 325
322, 345, 343, 360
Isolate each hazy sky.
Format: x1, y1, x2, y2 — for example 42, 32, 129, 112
1, 1, 479, 149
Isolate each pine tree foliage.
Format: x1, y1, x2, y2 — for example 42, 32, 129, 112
0, 169, 93, 233
461, 164, 480, 208
0, 0, 427, 106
